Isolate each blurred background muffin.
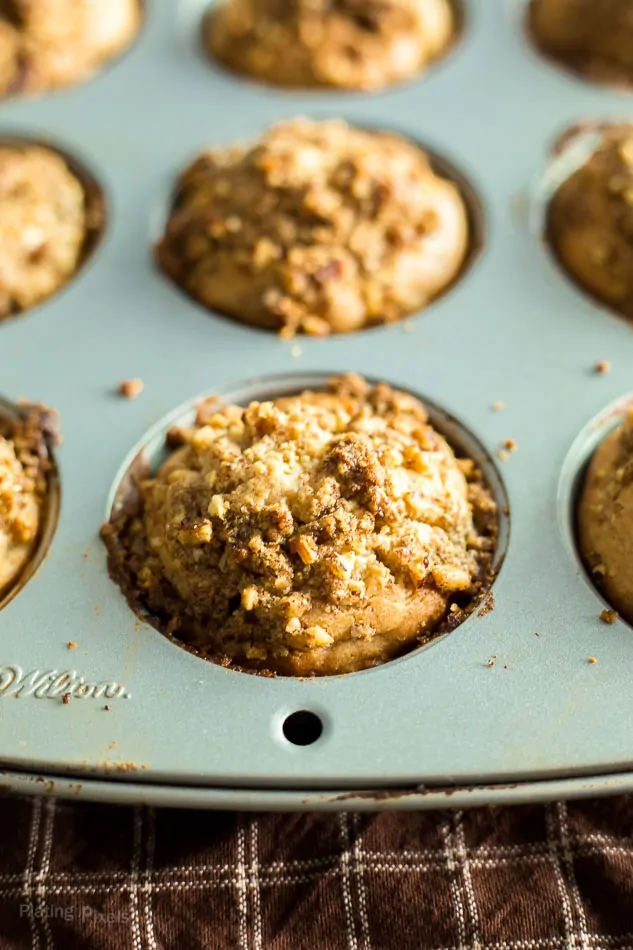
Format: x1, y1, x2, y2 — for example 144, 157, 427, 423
0, 0, 141, 98
529, 0, 633, 86
578, 410, 633, 624
547, 124, 633, 319
157, 119, 470, 337
0, 144, 102, 319
206, 0, 455, 91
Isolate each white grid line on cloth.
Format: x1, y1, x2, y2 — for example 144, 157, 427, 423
142, 807, 157, 950
249, 817, 263, 950
339, 813, 359, 950
442, 815, 469, 950
2, 838, 601, 890
33, 799, 55, 950
454, 811, 481, 950
237, 814, 249, 950
546, 804, 577, 950
129, 806, 144, 950
351, 814, 372, 950
574, 833, 633, 848
23, 798, 42, 950
558, 802, 590, 950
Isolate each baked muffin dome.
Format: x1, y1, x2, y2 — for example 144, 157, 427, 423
206, 0, 455, 91
157, 119, 470, 337
529, 0, 633, 86
0, 0, 141, 98
547, 125, 633, 319
578, 411, 633, 624
0, 409, 55, 595
0, 145, 89, 319
102, 375, 497, 677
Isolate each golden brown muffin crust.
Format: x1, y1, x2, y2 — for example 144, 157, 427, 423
0, 145, 91, 319
207, 0, 455, 91
530, 0, 633, 86
102, 375, 497, 677
578, 411, 633, 624
157, 119, 470, 337
547, 125, 633, 319
0, 0, 141, 98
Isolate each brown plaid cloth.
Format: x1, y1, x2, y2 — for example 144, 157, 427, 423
0, 795, 632, 949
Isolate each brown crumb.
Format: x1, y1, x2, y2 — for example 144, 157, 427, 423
118, 379, 144, 400
67, 641, 78, 650
487, 659, 495, 668
492, 401, 505, 411
535, 632, 540, 636
497, 449, 510, 463
503, 664, 509, 669
588, 656, 597, 664
104, 705, 110, 711
491, 654, 497, 658
600, 608, 618, 624
503, 439, 518, 453
594, 360, 612, 375
62, 692, 71, 705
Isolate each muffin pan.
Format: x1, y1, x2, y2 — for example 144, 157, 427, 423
4, 0, 633, 809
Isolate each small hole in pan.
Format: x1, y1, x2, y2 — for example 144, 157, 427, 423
103, 372, 509, 679
282, 710, 323, 746
0, 133, 108, 326
153, 122, 486, 338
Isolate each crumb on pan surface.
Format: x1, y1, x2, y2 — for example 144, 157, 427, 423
547, 124, 633, 320
0, 144, 101, 320
156, 119, 470, 338
579, 410, 633, 626
529, 0, 633, 86
102, 374, 498, 677
206, 0, 455, 91
0, 0, 141, 98
0, 405, 57, 595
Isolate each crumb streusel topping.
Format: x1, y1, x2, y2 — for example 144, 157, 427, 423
102, 375, 497, 676
157, 119, 469, 337
207, 0, 454, 91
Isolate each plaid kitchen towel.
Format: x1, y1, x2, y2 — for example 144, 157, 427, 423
0, 795, 632, 949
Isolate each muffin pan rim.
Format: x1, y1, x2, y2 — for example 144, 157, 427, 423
6, 0, 633, 795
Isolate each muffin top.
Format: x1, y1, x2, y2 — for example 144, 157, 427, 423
578, 410, 633, 624
0, 409, 54, 595
207, 0, 455, 91
530, 0, 633, 84
157, 119, 469, 337
103, 375, 496, 676
0, 0, 141, 98
547, 124, 633, 318
0, 145, 89, 319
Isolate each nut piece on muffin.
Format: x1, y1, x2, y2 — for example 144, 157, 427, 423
578, 409, 633, 625
529, 0, 633, 87
206, 0, 455, 91
157, 119, 470, 337
0, 0, 141, 98
0, 144, 101, 320
0, 405, 57, 596
546, 124, 633, 320
102, 375, 497, 677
